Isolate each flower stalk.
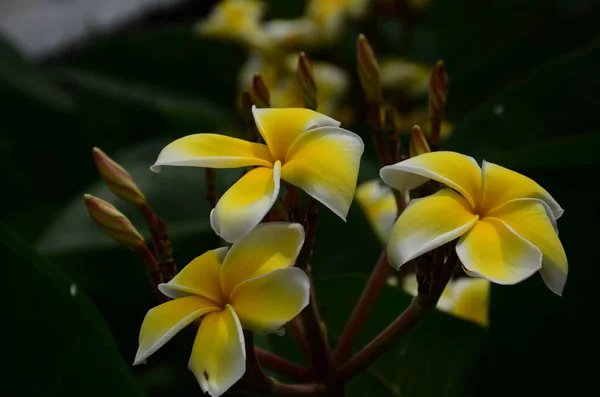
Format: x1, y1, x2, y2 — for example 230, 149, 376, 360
255, 347, 311, 382
383, 108, 399, 164
428, 60, 448, 150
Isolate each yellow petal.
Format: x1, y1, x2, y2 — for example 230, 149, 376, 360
210, 162, 281, 243
457, 218, 542, 285
133, 296, 220, 365
481, 161, 563, 219
387, 189, 478, 269
252, 106, 340, 161
150, 134, 273, 172
282, 126, 364, 220
380, 151, 483, 208
189, 305, 245, 397
450, 278, 490, 327
355, 179, 398, 242
487, 199, 568, 295
158, 248, 227, 305
221, 222, 305, 297
231, 268, 310, 333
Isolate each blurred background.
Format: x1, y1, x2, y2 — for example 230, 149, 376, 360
2, 0, 600, 396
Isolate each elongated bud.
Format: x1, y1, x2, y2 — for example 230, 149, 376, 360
297, 52, 317, 110
84, 194, 145, 250
251, 74, 270, 108
93, 148, 146, 205
428, 60, 448, 120
409, 125, 431, 157
357, 34, 382, 104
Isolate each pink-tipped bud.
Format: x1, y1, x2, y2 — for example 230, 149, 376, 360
428, 60, 448, 120
357, 34, 382, 104
409, 125, 431, 157
251, 74, 270, 108
92, 148, 146, 206
84, 194, 145, 250
297, 52, 317, 110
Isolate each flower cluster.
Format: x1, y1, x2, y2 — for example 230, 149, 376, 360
82, 2, 569, 395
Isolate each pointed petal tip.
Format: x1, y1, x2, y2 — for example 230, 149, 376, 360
149, 163, 161, 173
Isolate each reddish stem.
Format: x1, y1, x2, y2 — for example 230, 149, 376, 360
289, 318, 311, 362
332, 250, 390, 365
255, 347, 311, 382
137, 245, 168, 302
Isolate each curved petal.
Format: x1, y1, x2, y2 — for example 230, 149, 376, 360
457, 218, 542, 285
150, 134, 273, 172
158, 248, 227, 304
252, 106, 341, 160
189, 305, 245, 397
231, 268, 310, 334
221, 222, 305, 297
481, 161, 563, 219
133, 296, 220, 365
387, 189, 478, 269
355, 179, 398, 242
487, 199, 568, 295
210, 162, 281, 243
380, 151, 482, 208
450, 278, 490, 327
281, 126, 364, 220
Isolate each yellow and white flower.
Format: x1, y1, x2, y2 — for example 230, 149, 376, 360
380, 151, 568, 295
402, 274, 490, 327
355, 179, 398, 243
196, 0, 265, 44
133, 223, 309, 397
306, 0, 371, 42
380, 59, 431, 98
152, 107, 364, 242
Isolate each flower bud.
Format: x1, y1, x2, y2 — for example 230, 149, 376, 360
296, 52, 318, 110
84, 194, 145, 250
409, 125, 431, 157
428, 60, 448, 120
357, 34, 382, 104
251, 74, 270, 108
92, 148, 146, 205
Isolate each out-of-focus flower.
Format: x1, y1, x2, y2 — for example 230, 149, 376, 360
355, 179, 398, 243
394, 110, 454, 141
380, 59, 431, 98
84, 194, 145, 250
407, 0, 433, 12
306, 0, 371, 42
133, 223, 309, 397
195, 0, 265, 45
151, 107, 364, 242
238, 53, 349, 114
402, 274, 490, 327
381, 151, 568, 295
253, 18, 319, 50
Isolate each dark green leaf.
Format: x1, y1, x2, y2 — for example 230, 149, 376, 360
1, 223, 145, 396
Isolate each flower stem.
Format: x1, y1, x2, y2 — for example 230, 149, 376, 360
255, 347, 311, 382
367, 104, 391, 166
137, 245, 168, 302
335, 249, 459, 382
332, 250, 390, 365
139, 202, 177, 281
289, 318, 311, 362
269, 379, 327, 396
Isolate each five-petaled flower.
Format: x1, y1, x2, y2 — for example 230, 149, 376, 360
380, 151, 568, 295
151, 106, 364, 242
133, 223, 309, 397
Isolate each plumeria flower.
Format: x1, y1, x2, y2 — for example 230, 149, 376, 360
402, 274, 490, 327
306, 0, 370, 43
152, 107, 364, 242
355, 179, 399, 243
393, 109, 454, 142
196, 0, 265, 44
379, 59, 431, 98
380, 151, 568, 295
133, 223, 309, 397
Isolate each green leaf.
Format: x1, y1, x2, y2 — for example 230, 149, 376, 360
1, 223, 145, 396
316, 274, 487, 397
445, 37, 600, 159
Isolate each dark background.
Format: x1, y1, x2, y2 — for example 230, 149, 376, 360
2, 0, 600, 396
